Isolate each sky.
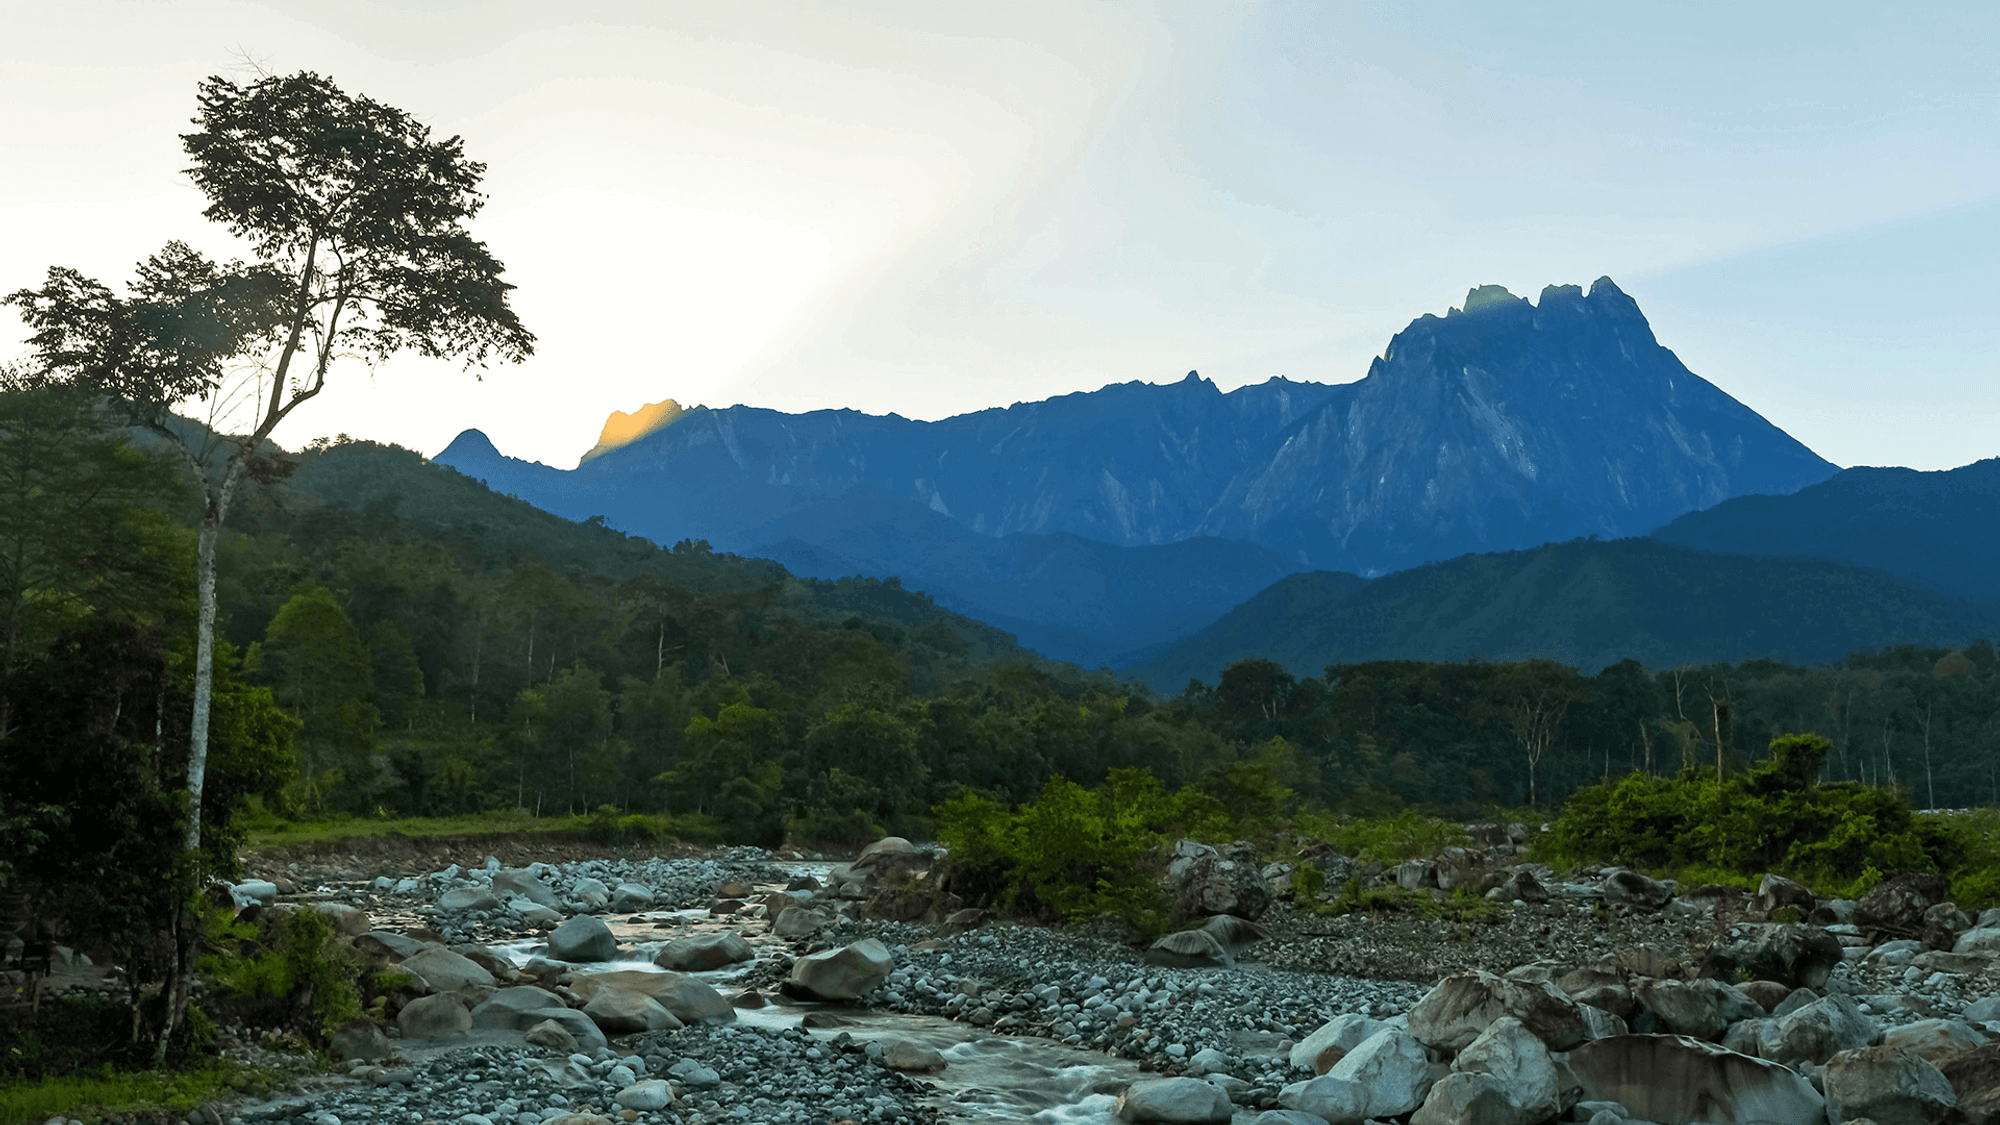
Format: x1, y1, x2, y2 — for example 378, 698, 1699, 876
3, 1, 1996, 472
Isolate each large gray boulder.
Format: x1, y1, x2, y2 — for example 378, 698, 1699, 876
1701, 923, 1845, 990
1570, 1034, 1824, 1124
469, 985, 569, 1030
1824, 1044, 1958, 1124
609, 883, 654, 913
1277, 1075, 1367, 1125
396, 993, 471, 1040
1761, 992, 1880, 1067
517, 1006, 608, 1053
1289, 1013, 1389, 1074
1323, 1027, 1433, 1119
545, 915, 618, 963
773, 906, 833, 939
650, 976, 736, 1025
1114, 1076, 1232, 1123
439, 887, 500, 913
1409, 970, 1590, 1052
784, 937, 893, 1002
1882, 1018, 1985, 1066
1454, 1016, 1560, 1121
352, 930, 428, 962
654, 931, 753, 972
1599, 869, 1673, 912
400, 946, 497, 994
1410, 1073, 1535, 1125
492, 868, 564, 911
582, 987, 683, 1034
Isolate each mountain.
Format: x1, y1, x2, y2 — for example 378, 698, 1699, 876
1123, 537, 2000, 693
1193, 279, 1837, 574
1651, 458, 2000, 602
741, 488, 1302, 668
435, 277, 1836, 666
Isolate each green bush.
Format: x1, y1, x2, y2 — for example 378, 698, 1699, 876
1315, 808, 1469, 865
935, 770, 1199, 928
1539, 733, 1967, 898
578, 805, 722, 846
198, 905, 361, 1043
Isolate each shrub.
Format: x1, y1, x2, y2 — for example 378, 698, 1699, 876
1539, 733, 1962, 896
198, 905, 361, 1043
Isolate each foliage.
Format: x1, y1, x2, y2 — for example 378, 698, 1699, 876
1318, 809, 1470, 865
198, 904, 362, 1043
1320, 877, 1501, 923
0, 1057, 265, 1121
1538, 732, 1970, 897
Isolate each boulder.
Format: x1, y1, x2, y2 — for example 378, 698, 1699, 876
1599, 870, 1673, 912
352, 931, 428, 962
231, 880, 278, 907
1289, 1013, 1389, 1074
1762, 992, 1880, 1067
1277, 1075, 1367, 1124
1938, 1040, 2000, 1125
1823, 1044, 1958, 1125
1115, 1076, 1234, 1123
330, 1018, 392, 1061
568, 877, 610, 909
582, 987, 682, 1034
1578, 1005, 1629, 1040
1882, 1019, 1985, 1066
1454, 1016, 1560, 1121
400, 946, 497, 994
469, 986, 570, 1030
1856, 873, 1951, 939
1170, 841, 1272, 920
654, 931, 753, 972
1632, 978, 1731, 1040
608, 883, 654, 913
650, 976, 735, 1025
1923, 903, 1973, 950
1395, 859, 1439, 891
519, 1006, 607, 1053
396, 993, 471, 1041
774, 906, 833, 939
1569, 1034, 1825, 1124
491, 869, 563, 911
614, 1079, 671, 1111
1410, 1072, 1535, 1125
784, 937, 893, 1002
1739, 979, 1793, 1013
1754, 873, 1817, 918
1143, 929, 1231, 970
449, 943, 516, 980
523, 1018, 577, 1054
1493, 869, 1549, 905
1409, 970, 1590, 1052
1956, 928, 2000, 956
311, 902, 370, 937
1323, 1027, 1434, 1118
882, 1039, 947, 1073
1700, 923, 1845, 990
545, 915, 618, 963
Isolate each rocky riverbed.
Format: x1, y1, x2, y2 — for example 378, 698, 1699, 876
31, 835, 2000, 1125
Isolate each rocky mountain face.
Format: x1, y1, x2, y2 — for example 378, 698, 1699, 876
436, 277, 1837, 665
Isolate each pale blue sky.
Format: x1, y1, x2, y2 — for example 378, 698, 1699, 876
3, 1, 1994, 471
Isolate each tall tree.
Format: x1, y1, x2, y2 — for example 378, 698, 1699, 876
5, 71, 533, 859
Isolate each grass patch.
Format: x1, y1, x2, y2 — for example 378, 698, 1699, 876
0, 1058, 279, 1124
1316, 878, 1501, 922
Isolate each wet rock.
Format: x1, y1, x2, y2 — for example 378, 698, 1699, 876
1823, 1044, 1958, 1124
774, 906, 834, 939
1700, 922, 1844, 990
654, 931, 752, 971
608, 883, 653, 912
882, 1039, 947, 1073
649, 977, 735, 1025
1569, 1034, 1824, 1124
1116, 1076, 1233, 1123
784, 937, 893, 1002
568, 877, 610, 909
545, 914, 617, 962
1409, 970, 1590, 1052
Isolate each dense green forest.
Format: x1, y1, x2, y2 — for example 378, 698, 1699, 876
8, 383, 1998, 861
